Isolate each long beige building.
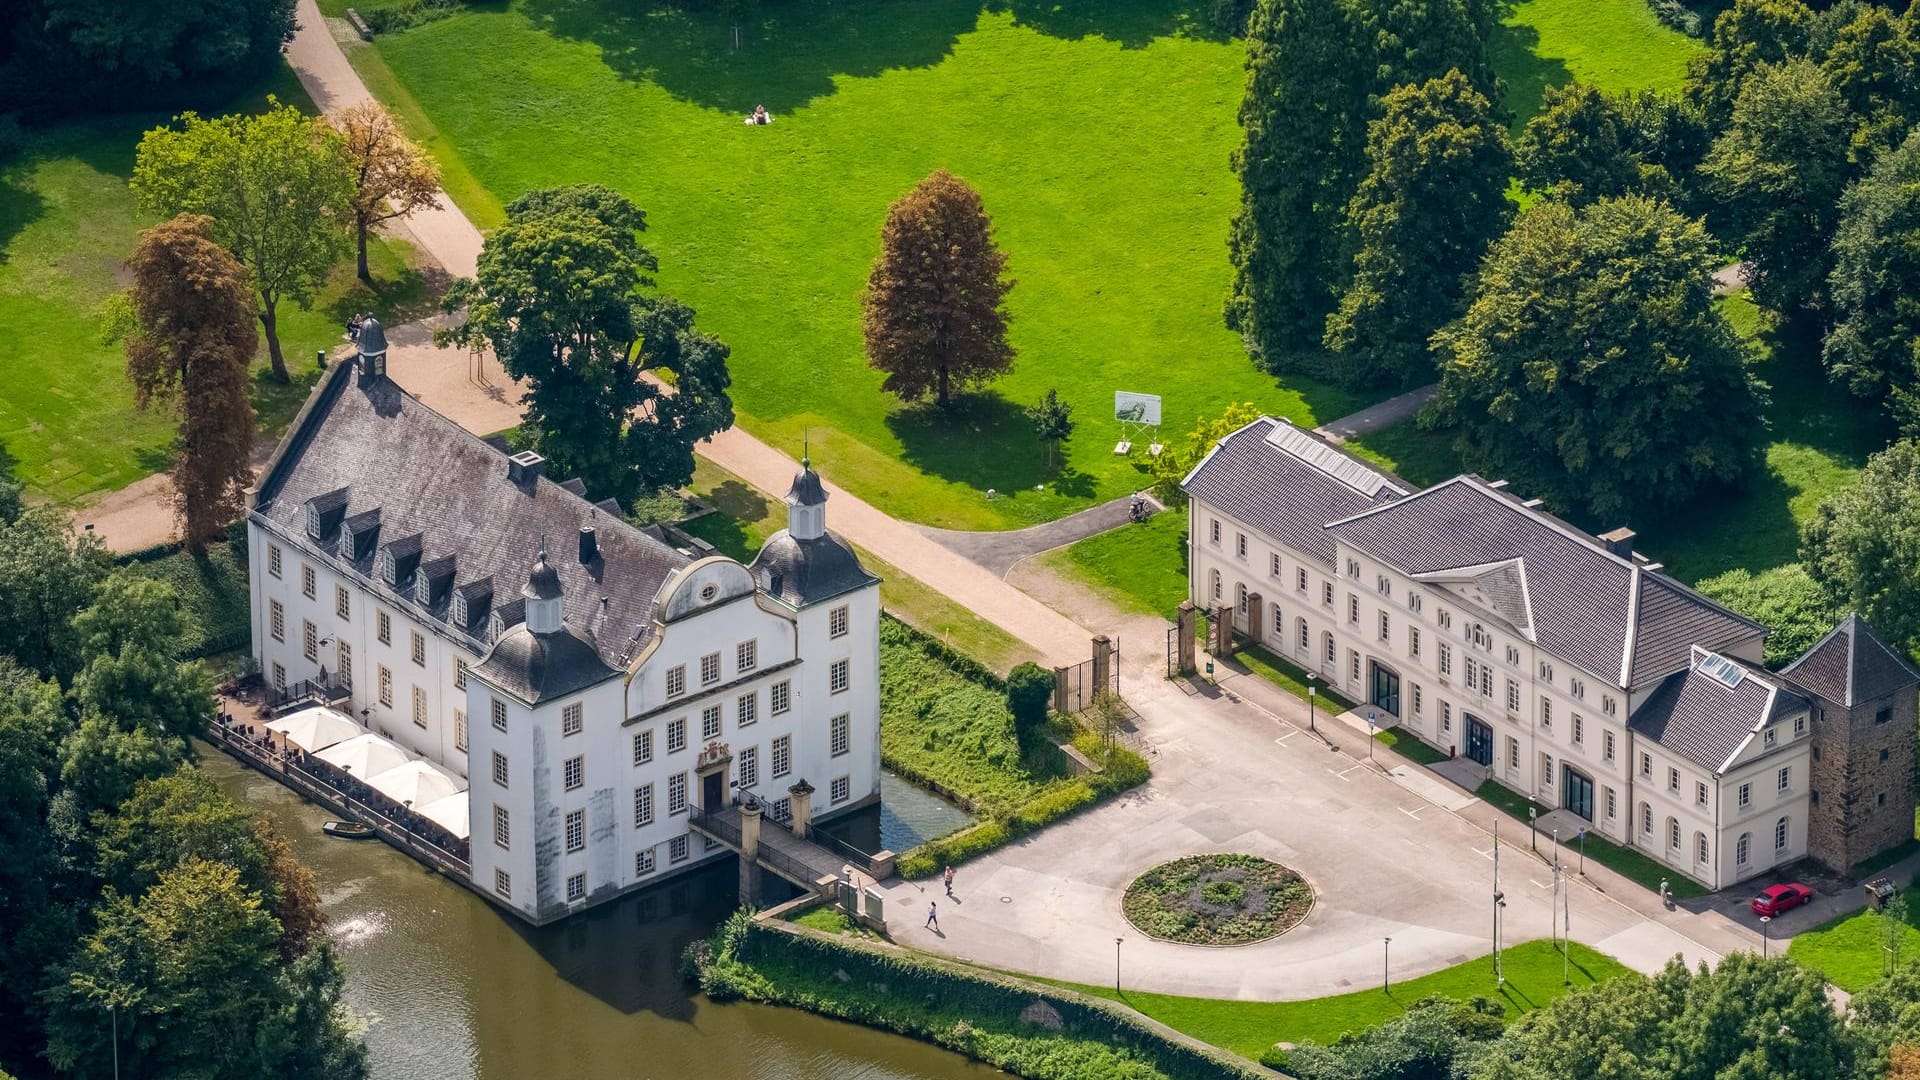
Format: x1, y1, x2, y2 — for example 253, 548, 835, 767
1184, 416, 1917, 889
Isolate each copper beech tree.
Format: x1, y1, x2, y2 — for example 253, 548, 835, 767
124, 214, 258, 548
862, 169, 1014, 409
336, 101, 441, 282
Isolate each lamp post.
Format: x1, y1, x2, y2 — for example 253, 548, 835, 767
1529, 806, 1538, 853
1760, 915, 1772, 958
1306, 674, 1319, 734
1549, 829, 1560, 950
1366, 708, 1377, 762
1383, 936, 1392, 993
1578, 827, 1587, 876
403, 799, 414, 850
1493, 819, 1505, 989
1115, 937, 1124, 996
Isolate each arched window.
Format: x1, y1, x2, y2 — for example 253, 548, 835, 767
1235, 583, 1248, 616
1695, 832, 1709, 864
1323, 632, 1335, 664
1737, 833, 1750, 865
1667, 818, 1680, 850
1775, 816, 1789, 851
1297, 617, 1309, 652
1210, 569, 1221, 602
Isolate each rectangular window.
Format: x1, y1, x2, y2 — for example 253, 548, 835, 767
1668, 767, 1679, 792
832, 776, 851, 805
1507, 737, 1520, 770
566, 872, 585, 902
666, 665, 686, 698
377, 610, 391, 645
564, 755, 583, 791
668, 773, 687, 815
269, 544, 283, 578
1541, 752, 1554, 786
1271, 553, 1282, 577
565, 809, 584, 854
667, 718, 687, 753
454, 658, 468, 691
772, 735, 792, 778
739, 746, 758, 789
700, 652, 721, 686
831, 659, 850, 694
702, 704, 722, 740
491, 751, 508, 788
1877, 707, 1893, 726
1411, 683, 1423, 717
1209, 519, 1221, 544
491, 697, 507, 732
1236, 533, 1247, 557
1325, 634, 1335, 664
738, 692, 758, 727
1603, 731, 1615, 762
1739, 782, 1752, 808
1379, 611, 1390, 642
336, 585, 350, 619
771, 798, 791, 825
1350, 649, 1361, 682
411, 685, 426, 729
303, 620, 318, 662
1409, 627, 1421, 658
1441, 701, 1452, 734
1643, 804, 1653, 835
831, 713, 851, 756
1438, 643, 1451, 676
494, 869, 511, 899
272, 662, 286, 692
378, 665, 393, 708
271, 600, 285, 642
1778, 766, 1791, 792
1480, 666, 1493, 699
1573, 714, 1584, 746
1640, 752, 1651, 778
1605, 787, 1617, 819
1297, 568, 1308, 592
830, 605, 850, 638
562, 702, 583, 737
737, 639, 758, 673
411, 631, 425, 667
771, 681, 791, 715
1696, 781, 1708, 805
632, 730, 653, 766
1542, 696, 1553, 729
1794, 715, 1807, 737
669, 835, 689, 863
301, 564, 316, 599
635, 783, 655, 826
1323, 582, 1334, 606
492, 804, 510, 849
1765, 728, 1776, 748
1273, 605, 1285, 637
1299, 619, 1310, 651
1348, 595, 1359, 624
636, 849, 656, 876
454, 709, 467, 752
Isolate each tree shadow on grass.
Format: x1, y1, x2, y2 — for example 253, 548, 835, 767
1487, 15, 1572, 125
517, 0, 1236, 113
0, 172, 47, 262
884, 390, 1054, 497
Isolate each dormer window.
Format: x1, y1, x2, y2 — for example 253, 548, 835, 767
380, 549, 398, 585
452, 592, 467, 626
306, 504, 322, 539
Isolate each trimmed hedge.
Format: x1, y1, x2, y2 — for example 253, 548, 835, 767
691, 913, 1273, 1080
117, 525, 251, 660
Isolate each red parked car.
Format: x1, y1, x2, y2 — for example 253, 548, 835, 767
1751, 882, 1814, 917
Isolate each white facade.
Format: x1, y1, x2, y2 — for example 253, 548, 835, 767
1188, 479, 1809, 890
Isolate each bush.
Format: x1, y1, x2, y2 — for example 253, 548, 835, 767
1207, 0, 1255, 36
1006, 661, 1054, 736
1695, 563, 1841, 669
364, 0, 464, 34
1644, 0, 1702, 36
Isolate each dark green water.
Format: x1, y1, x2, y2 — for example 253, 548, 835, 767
202, 751, 993, 1080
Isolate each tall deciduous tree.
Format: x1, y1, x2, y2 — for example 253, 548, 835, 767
1024, 389, 1075, 468
1515, 82, 1642, 205
124, 214, 258, 548
862, 169, 1014, 409
1825, 130, 1920, 429
1324, 70, 1512, 388
439, 185, 733, 504
1150, 401, 1264, 505
335, 101, 441, 282
1702, 59, 1853, 316
1802, 438, 1920, 654
131, 99, 354, 381
1817, 1, 1920, 165
0, 506, 109, 682
1431, 195, 1762, 520
1, 0, 295, 107
1686, 0, 1815, 127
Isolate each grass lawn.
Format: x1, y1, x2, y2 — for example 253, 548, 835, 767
0, 66, 441, 507
1472, 780, 1708, 898
1375, 725, 1451, 765
1787, 874, 1920, 992
1037, 939, 1628, 1060
352, 0, 1695, 531
1233, 642, 1358, 712
681, 458, 1037, 671
1344, 422, 1461, 490
1039, 507, 1190, 618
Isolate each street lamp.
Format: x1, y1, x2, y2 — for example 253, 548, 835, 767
1366, 708, 1377, 762
1383, 936, 1392, 993
1760, 915, 1772, 958
1577, 827, 1587, 877
1529, 806, 1538, 853
1306, 674, 1319, 734
1115, 937, 1124, 996
403, 799, 414, 850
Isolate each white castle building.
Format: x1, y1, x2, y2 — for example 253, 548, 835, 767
1185, 416, 1918, 890
247, 324, 881, 923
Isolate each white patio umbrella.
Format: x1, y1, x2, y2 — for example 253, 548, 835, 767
415, 792, 471, 841
365, 759, 464, 809
314, 733, 411, 780
265, 706, 362, 753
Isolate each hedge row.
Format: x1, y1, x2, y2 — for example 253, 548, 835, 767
691, 913, 1273, 1080
896, 744, 1149, 879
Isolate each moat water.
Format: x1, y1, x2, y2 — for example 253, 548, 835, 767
203, 751, 989, 1080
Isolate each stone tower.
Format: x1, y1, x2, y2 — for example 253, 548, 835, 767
1780, 614, 1920, 875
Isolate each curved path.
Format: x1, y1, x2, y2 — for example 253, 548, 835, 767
915, 493, 1160, 577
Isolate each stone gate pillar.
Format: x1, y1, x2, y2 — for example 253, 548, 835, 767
1176, 601, 1197, 675
788, 778, 815, 840
1091, 635, 1113, 696
1247, 593, 1265, 646
739, 801, 763, 907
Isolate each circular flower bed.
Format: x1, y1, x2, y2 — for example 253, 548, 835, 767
1122, 854, 1312, 946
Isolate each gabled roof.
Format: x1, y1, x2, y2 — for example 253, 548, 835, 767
1781, 613, 1920, 708
1327, 478, 1763, 687
1180, 417, 1408, 564
252, 360, 693, 667
1631, 647, 1810, 772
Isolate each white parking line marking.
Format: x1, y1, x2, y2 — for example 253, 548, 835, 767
1474, 847, 1495, 861
1529, 878, 1552, 890
1399, 805, 1425, 819
1326, 768, 1352, 782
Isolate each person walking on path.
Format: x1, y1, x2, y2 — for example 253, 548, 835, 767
943, 866, 955, 897
926, 902, 939, 930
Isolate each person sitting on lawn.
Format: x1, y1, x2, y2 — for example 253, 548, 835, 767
744, 104, 771, 125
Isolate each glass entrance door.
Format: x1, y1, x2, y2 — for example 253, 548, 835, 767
1563, 764, 1595, 821
1465, 715, 1493, 766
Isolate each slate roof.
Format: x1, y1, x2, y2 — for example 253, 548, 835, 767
1328, 478, 1763, 687
787, 463, 827, 506
473, 623, 616, 704
252, 360, 693, 668
1631, 648, 1810, 771
751, 531, 879, 607
1181, 417, 1408, 564
1781, 613, 1920, 708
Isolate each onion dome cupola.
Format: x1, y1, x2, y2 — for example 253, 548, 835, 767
785, 453, 828, 541
522, 549, 565, 634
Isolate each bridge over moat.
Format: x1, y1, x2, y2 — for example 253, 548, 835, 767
689, 784, 896, 908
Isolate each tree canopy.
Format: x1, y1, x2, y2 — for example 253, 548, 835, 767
124, 214, 257, 547
131, 99, 354, 381
1686, 0, 1816, 128
0, 0, 295, 109
1024, 389, 1075, 467
1802, 438, 1920, 654
335, 101, 442, 282
1431, 195, 1763, 520
1515, 82, 1642, 206
1825, 129, 1920, 430
440, 184, 733, 505
1695, 563, 1842, 668
1324, 69, 1512, 388
1151, 401, 1264, 505
862, 169, 1015, 409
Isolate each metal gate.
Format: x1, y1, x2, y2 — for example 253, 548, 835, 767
1055, 638, 1120, 715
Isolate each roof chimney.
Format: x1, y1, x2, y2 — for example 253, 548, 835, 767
578, 524, 598, 564
1599, 526, 1636, 560
507, 450, 546, 487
